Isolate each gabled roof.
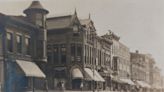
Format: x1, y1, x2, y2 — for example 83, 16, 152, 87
47, 13, 79, 30
47, 15, 73, 30
80, 19, 91, 26
80, 18, 97, 33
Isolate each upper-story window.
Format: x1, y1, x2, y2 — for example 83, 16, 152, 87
36, 13, 43, 27
61, 44, 66, 64
73, 25, 80, 36
53, 44, 59, 64
77, 44, 82, 62
7, 32, 13, 52
71, 44, 76, 56
77, 45, 82, 57
73, 25, 78, 32
16, 35, 23, 53
47, 45, 52, 63
25, 37, 30, 55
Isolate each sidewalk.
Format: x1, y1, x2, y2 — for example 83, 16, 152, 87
29, 90, 120, 92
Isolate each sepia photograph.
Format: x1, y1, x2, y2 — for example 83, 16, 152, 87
0, 0, 163, 92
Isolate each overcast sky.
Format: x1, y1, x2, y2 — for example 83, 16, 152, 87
0, 0, 164, 74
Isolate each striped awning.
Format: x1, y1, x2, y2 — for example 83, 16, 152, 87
120, 78, 135, 85
136, 81, 151, 88
72, 68, 83, 79
84, 68, 105, 82
16, 60, 45, 78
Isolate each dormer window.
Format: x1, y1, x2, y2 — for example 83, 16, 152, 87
73, 25, 80, 36
73, 25, 78, 32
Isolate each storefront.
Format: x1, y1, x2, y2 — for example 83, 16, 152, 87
71, 68, 83, 90
135, 80, 151, 92
5, 60, 46, 92
53, 67, 67, 90
84, 68, 105, 91
111, 76, 122, 91
16, 60, 46, 91
120, 78, 135, 92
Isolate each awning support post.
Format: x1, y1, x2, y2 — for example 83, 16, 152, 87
32, 77, 35, 92
93, 67, 95, 92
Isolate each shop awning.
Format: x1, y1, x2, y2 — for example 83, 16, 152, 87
94, 70, 105, 82
153, 85, 162, 89
84, 68, 105, 82
110, 74, 114, 79
84, 68, 99, 81
136, 81, 151, 88
16, 60, 46, 78
111, 76, 122, 83
120, 78, 135, 85
72, 68, 83, 79
144, 82, 151, 88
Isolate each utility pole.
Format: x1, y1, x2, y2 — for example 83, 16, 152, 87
93, 65, 95, 92
92, 31, 96, 92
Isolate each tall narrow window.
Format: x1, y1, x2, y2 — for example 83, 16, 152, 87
61, 44, 66, 64
77, 45, 82, 55
16, 35, 22, 53
77, 45, 82, 62
47, 52, 52, 63
85, 45, 87, 64
47, 45, 52, 63
113, 57, 118, 71
25, 37, 30, 55
73, 25, 79, 36
73, 25, 78, 32
71, 44, 75, 62
71, 44, 76, 56
36, 13, 43, 27
53, 45, 59, 64
7, 32, 13, 52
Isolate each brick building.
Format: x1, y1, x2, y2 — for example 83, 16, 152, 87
108, 31, 134, 92
152, 66, 163, 92
0, 1, 48, 92
0, 1, 163, 92
46, 11, 115, 90
130, 51, 151, 92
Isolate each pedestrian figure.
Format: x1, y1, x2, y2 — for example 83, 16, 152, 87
80, 82, 83, 91
56, 82, 61, 90
44, 80, 48, 92
58, 81, 65, 92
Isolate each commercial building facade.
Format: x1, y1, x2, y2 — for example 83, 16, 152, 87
108, 32, 134, 92
152, 66, 163, 92
130, 51, 156, 92
46, 12, 114, 90
0, 1, 48, 92
0, 1, 163, 92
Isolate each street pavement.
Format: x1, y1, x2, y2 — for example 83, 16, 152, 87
29, 90, 121, 92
